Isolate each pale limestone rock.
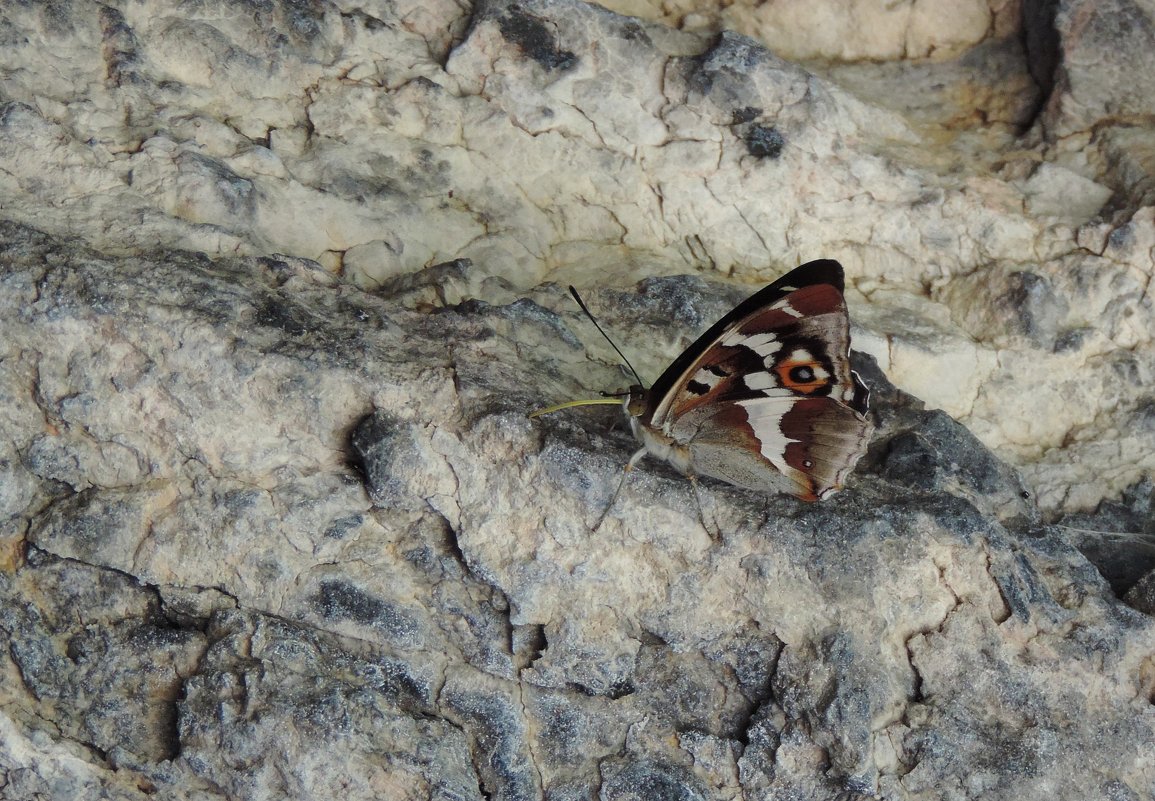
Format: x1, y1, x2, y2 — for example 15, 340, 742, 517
722, 0, 995, 62
3, 0, 1155, 799
600, 0, 1016, 62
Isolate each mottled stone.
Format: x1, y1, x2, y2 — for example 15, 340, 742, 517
2, 0, 1155, 799
1041, 0, 1155, 139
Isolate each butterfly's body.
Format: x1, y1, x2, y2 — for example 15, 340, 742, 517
623, 260, 873, 501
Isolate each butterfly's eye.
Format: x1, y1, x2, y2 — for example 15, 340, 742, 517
626, 387, 649, 417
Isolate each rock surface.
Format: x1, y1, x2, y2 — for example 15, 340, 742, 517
2, 0, 1153, 511
2, 1, 1155, 800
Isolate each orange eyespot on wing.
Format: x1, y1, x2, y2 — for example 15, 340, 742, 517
774, 356, 831, 394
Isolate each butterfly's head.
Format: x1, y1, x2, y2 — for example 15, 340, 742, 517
625, 385, 648, 418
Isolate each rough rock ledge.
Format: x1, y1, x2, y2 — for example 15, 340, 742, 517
2, 1, 1155, 800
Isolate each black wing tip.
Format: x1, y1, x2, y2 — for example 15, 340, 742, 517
726, 259, 846, 318
780, 259, 845, 293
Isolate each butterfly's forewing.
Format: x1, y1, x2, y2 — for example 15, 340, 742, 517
645, 260, 848, 425
635, 259, 873, 501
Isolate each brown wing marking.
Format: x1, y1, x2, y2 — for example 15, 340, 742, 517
648, 273, 852, 429
779, 397, 874, 499
674, 396, 816, 500
679, 394, 873, 501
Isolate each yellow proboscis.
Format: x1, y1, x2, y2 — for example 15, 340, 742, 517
527, 398, 622, 418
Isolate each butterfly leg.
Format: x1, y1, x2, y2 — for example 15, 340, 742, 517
592, 467, 630, 532
626, 447, 647, 471
690, 477, 722, 543
592, 446, 651, 531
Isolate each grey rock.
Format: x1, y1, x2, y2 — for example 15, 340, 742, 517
1041, 0, 1155, 139
2, 212, 1154, 800
1052, 479, 1155, 596
599, 759, 707, 801
1125, 569, 1155, 616
1, 0, 1155, 799
4, 551, 204, 765
176, 611, 480, 800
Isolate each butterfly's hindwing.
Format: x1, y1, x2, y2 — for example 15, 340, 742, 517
778, 396, 874, 499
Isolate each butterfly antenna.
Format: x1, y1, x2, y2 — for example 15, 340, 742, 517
568, 286, 646, 386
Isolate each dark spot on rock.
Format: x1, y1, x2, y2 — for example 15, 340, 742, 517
732, 106, 762, 124
440, 682, 538, 800
512, 623, 547, 666
1053, 327, 1091, 352
602, 759, 707, 801
312, 579, 422, 647
1107, 223, 1134, 250
349, 412, 418, 508
999, 271, 1068, 349
323, 514, 363, 539
744, 125, 785, 159
218, 488, 261, 513
1022, 0, 1061, 101
99, 5, 143, 87
621, 20, 651, 44
1131, 398, 1155, 431
254, 296, 310, 336
1052, 478, 1155, 596
498, 7, 576, 71
606, 677, 636, 699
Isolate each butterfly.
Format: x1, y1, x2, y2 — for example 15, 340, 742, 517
534, 260, 874, 502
